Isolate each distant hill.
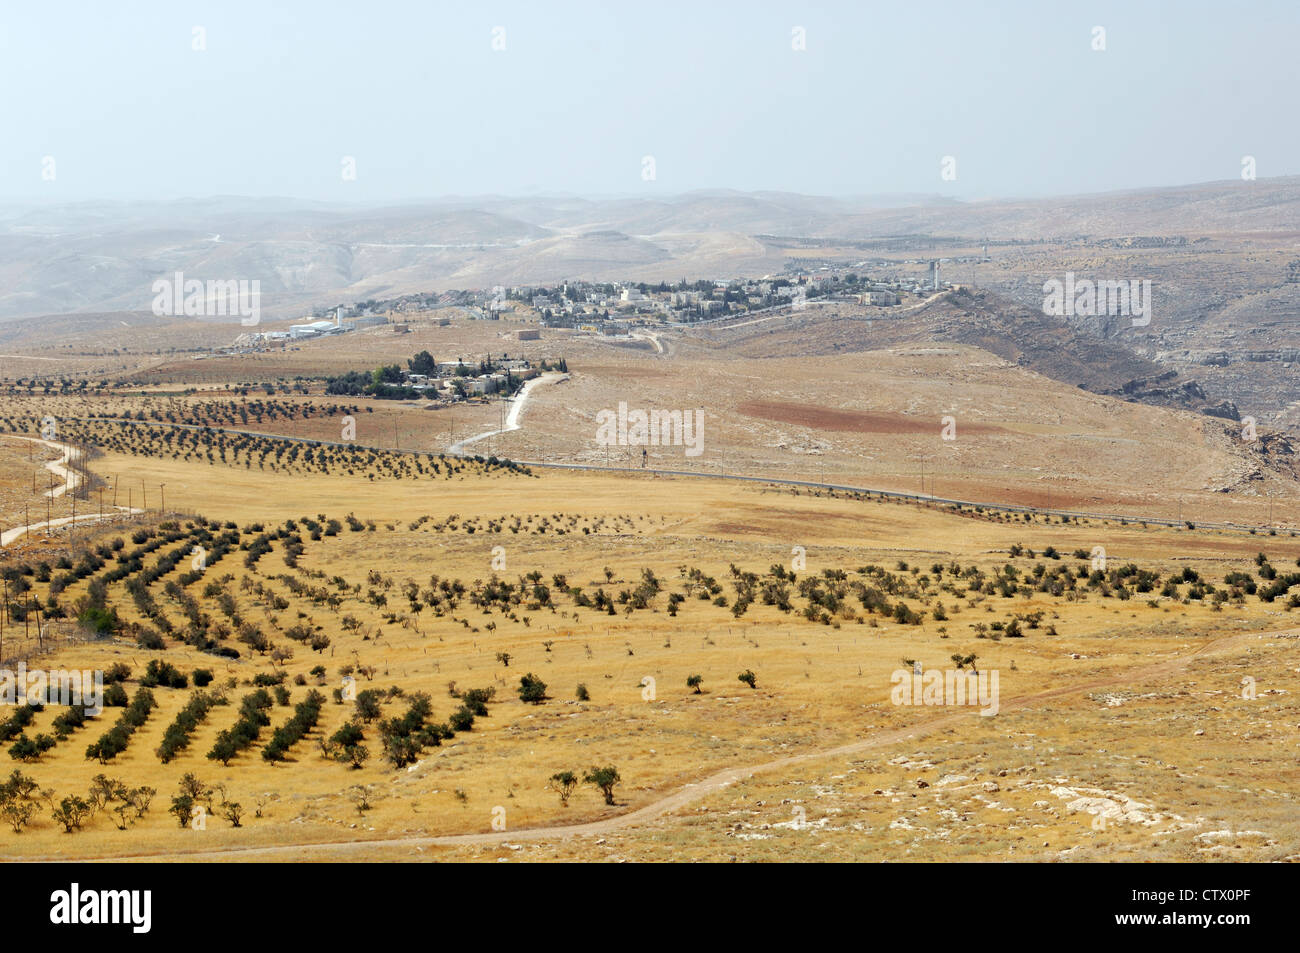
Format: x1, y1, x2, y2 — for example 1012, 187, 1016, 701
4, 178, 1297, 323
695, 289, 1242, 423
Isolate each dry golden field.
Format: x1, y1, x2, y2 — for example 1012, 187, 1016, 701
3, 308, 1294, 530
0, 441, 1296, 863
1, 316, 1298, 863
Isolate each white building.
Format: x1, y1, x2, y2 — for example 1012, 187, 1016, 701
288, 320, 338, 338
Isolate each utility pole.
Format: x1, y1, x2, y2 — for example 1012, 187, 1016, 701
160, 483, 166, 516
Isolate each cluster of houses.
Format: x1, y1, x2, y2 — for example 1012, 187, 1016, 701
403, 358, 537, 400
521, 283, 736, 325
253, 261, 960, 352
465, 270, 947, 332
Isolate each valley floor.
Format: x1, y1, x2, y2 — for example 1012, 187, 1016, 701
1, 451, 1296, 862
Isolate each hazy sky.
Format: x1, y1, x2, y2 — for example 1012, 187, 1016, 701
2, 0, 1296, 203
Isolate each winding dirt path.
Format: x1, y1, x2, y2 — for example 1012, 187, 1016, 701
447, 371, 568, 454
629, 331, 665, 354
0, 435, 141, 547
0, 510, 144, 548
6, 434, 82, 498
49, 626, 1276, 862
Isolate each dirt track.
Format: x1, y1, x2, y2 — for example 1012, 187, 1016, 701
45, 627, 1273, 862
0, 435, 141, 547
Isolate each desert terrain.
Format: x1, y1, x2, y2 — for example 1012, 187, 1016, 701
2, 178, 1299, 865
1, 313, 1298, 862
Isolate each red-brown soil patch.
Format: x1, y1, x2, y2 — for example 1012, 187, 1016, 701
738, 400, 1008, 436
